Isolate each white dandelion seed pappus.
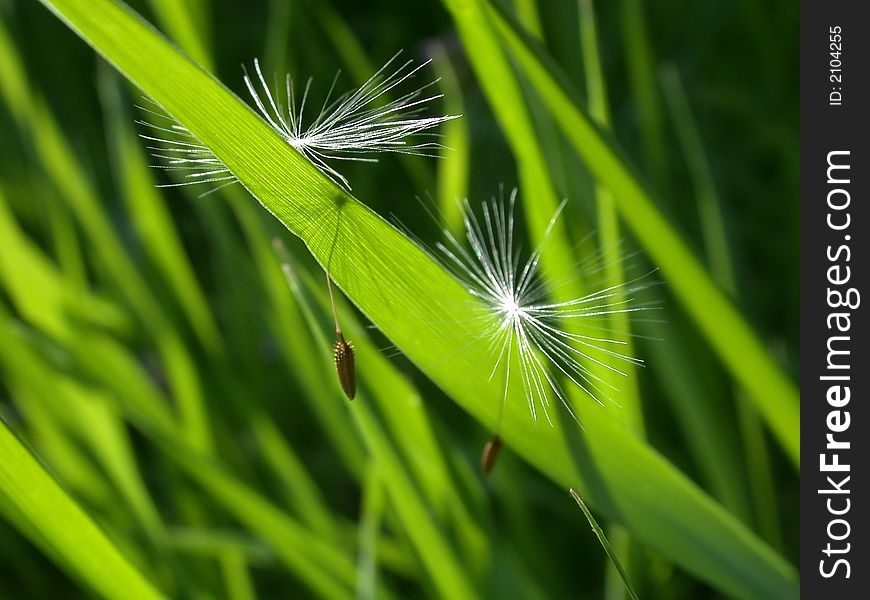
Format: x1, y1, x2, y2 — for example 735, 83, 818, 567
137, 51, 457, 192
243, 51, 460, 190
437, 189, 657, 426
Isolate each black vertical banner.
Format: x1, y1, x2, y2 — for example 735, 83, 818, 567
801, 1, 868, 597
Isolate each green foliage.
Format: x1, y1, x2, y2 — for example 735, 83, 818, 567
0, 0, 798, 598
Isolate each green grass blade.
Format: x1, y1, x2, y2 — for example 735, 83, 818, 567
579, 2, 644, 596
440, 0, 581, 302
514, 0, 545, 39
247, 411, 339, 539
639, 316, 752, 518
146, 0, 212, 70
293, 258, 490, 571
234, 205, 365, 477
3, 315, 356, 600
3, 368, 116, 511
0, 192, 166, 542
0, 21, 162, 331
357, 463, 386, 600
570, 489, 639, 600
0, 416, 164, 600
219, 549, 257, 600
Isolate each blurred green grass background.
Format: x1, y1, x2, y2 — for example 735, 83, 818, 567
0, 0, 797, 598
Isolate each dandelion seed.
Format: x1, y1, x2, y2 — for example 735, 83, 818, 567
138, 51, 457, 192
333, 331, 356, 400
328, 273, 356, 401
435, 190, 658, 473
480, 434, 502, 475
243, 51, 459, 189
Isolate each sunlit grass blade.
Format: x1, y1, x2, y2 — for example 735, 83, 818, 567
0, 414, 164, 600
579, 0, 643, 434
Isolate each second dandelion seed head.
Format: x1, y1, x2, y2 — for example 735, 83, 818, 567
436, 189, 658, 473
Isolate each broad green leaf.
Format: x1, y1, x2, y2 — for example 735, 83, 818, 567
34, 0, 797, 597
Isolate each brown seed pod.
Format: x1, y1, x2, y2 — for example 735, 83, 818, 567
333, 332, 356, 400
480, 434, 502, 475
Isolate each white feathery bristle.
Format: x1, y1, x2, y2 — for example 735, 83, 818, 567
135, 100, 237, 195
437, 189, 659, 425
